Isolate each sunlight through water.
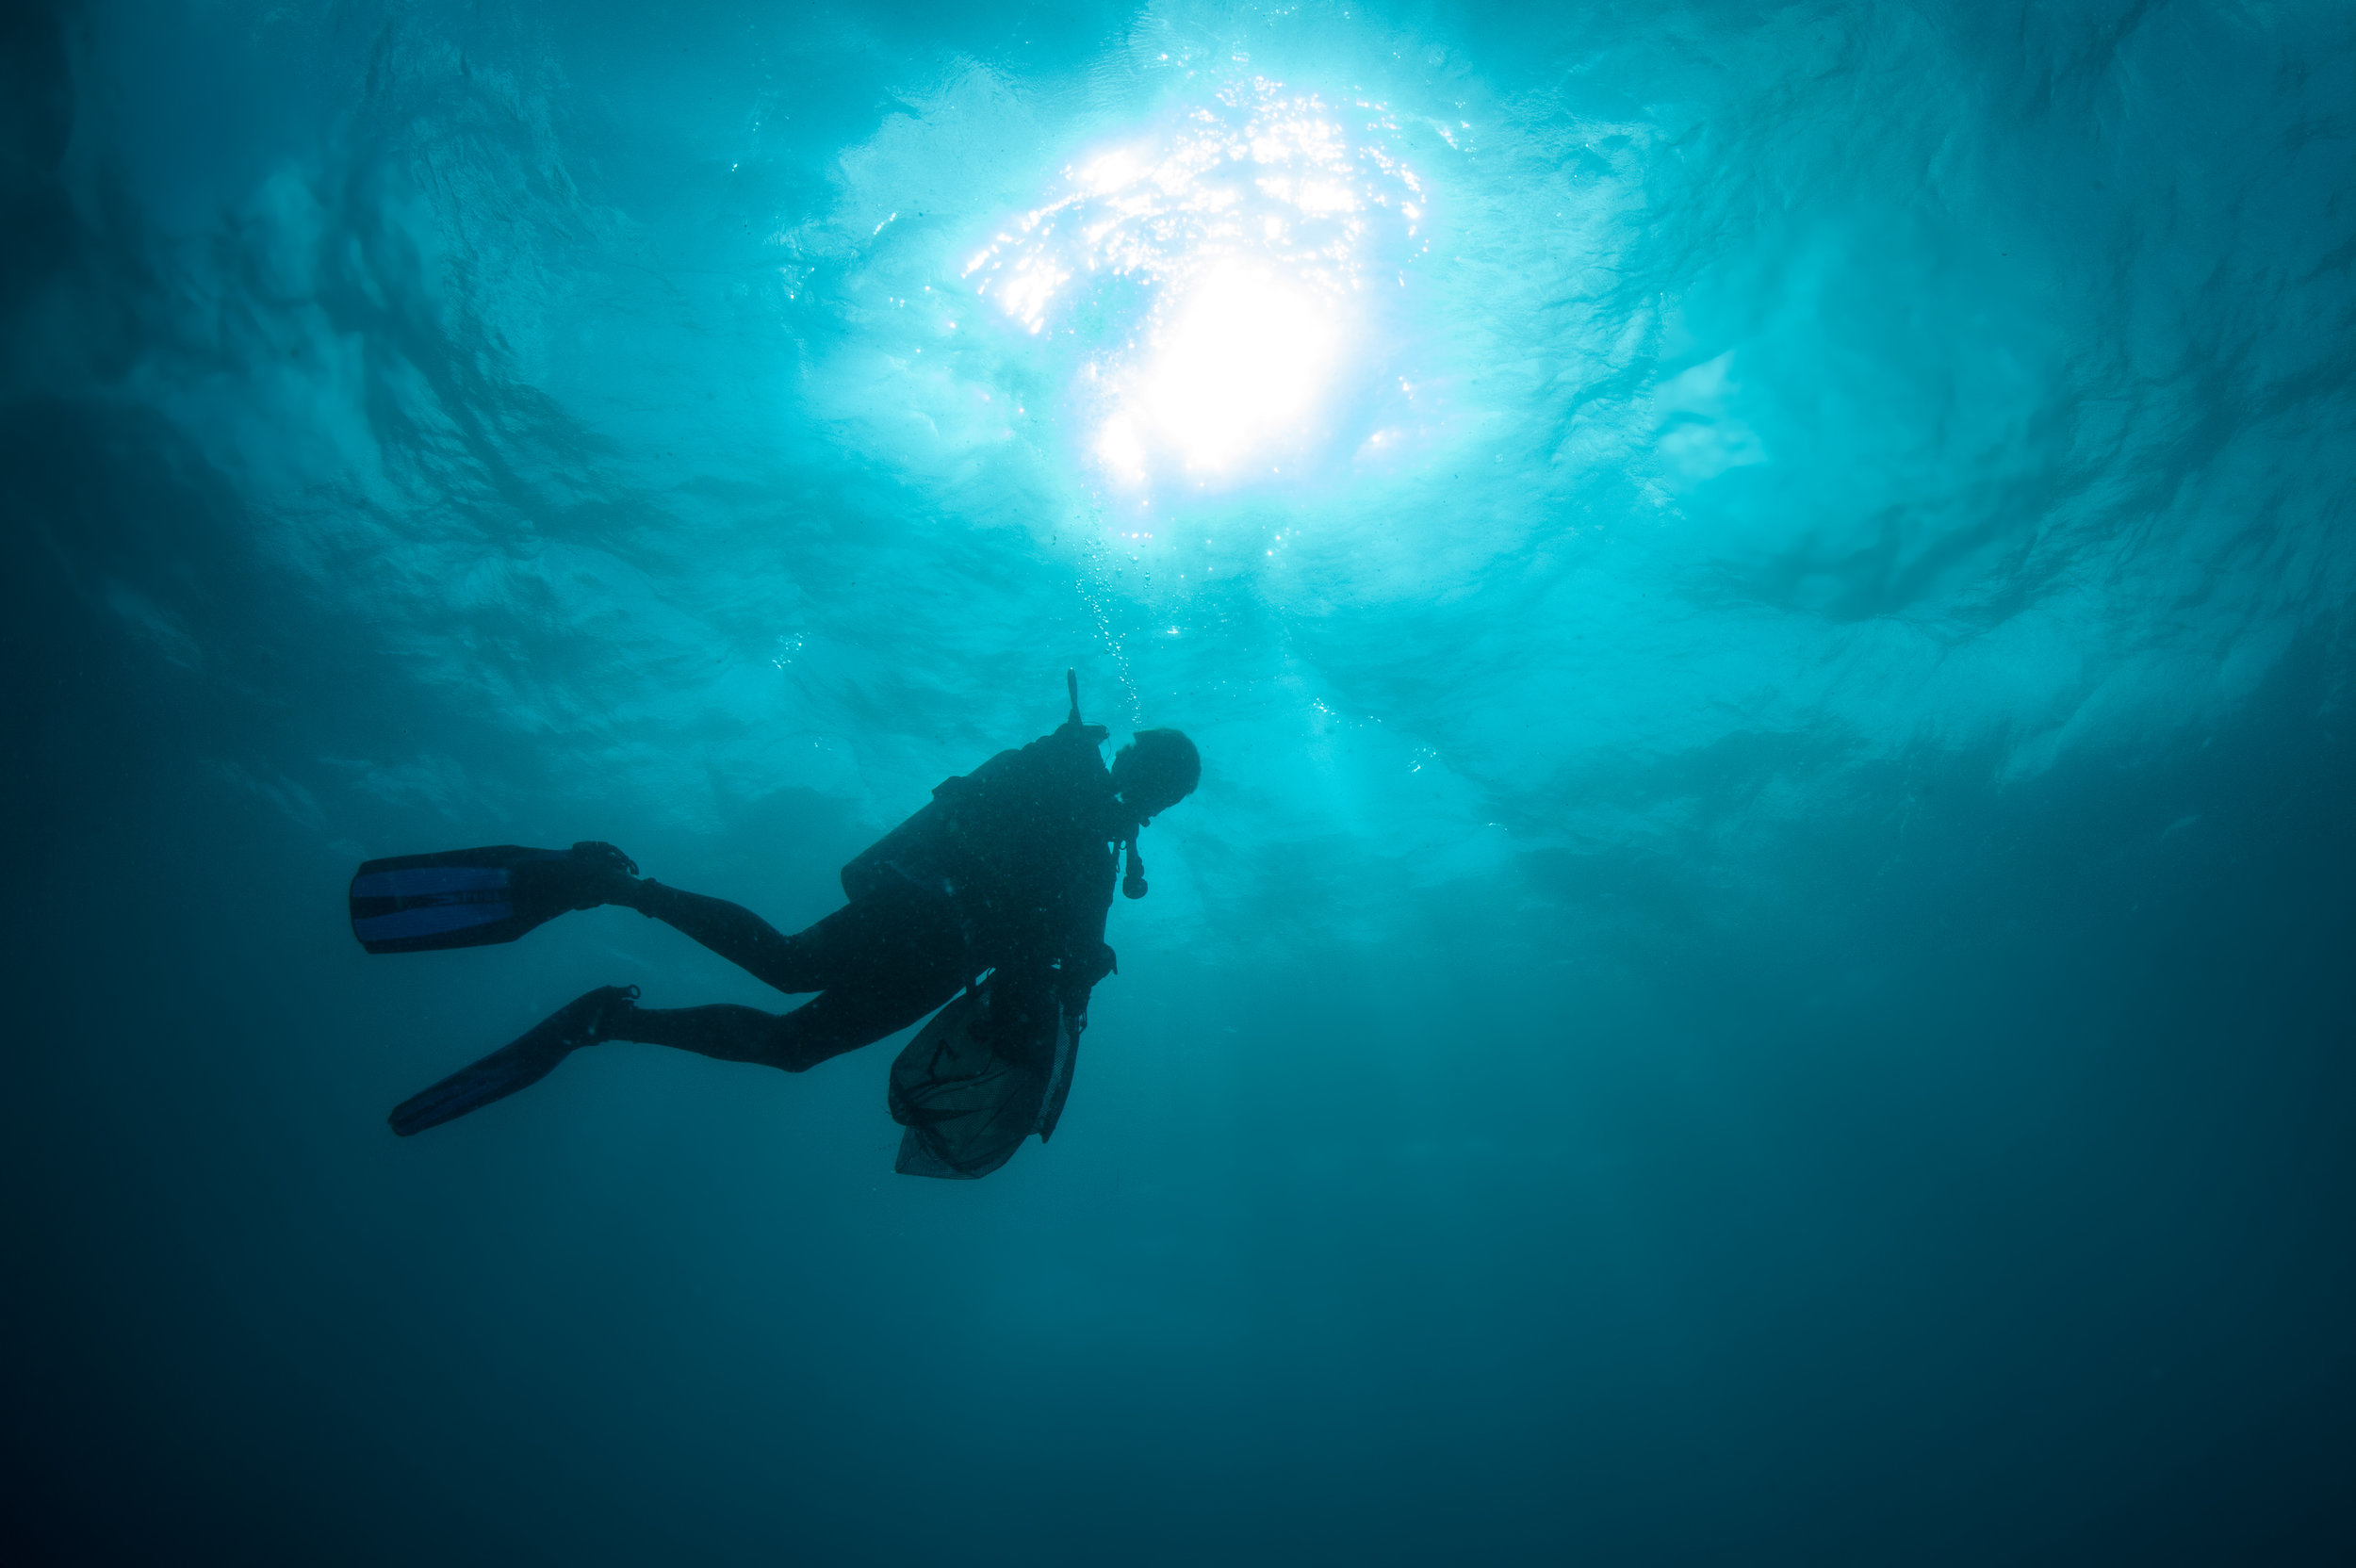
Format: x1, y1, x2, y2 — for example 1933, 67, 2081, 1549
21, 4, 2356, 1561
964, 77, 1425, 492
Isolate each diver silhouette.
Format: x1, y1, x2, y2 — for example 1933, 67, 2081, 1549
353, 672, 1200, 1177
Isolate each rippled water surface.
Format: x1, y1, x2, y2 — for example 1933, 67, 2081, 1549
7, 1, 2354, 1560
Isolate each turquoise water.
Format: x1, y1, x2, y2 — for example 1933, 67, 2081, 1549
7, 0, 2354, 1560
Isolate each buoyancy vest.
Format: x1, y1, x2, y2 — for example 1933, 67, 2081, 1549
840, 720, 1123, 974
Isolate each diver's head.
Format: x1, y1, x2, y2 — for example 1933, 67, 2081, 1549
1111, 728, 1201, 823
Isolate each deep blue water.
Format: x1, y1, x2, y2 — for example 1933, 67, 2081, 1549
6, 1, 2354, 1561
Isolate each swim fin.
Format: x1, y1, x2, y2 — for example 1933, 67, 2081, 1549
348, 841, 635, 955
387, 984, 640, 1136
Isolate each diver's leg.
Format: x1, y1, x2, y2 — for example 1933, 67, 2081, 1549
616, 881, 815, 990
605, 979, 962, 1073
616, 876, 965, 999
499, 844, 851, 988
509, 846, 822, 988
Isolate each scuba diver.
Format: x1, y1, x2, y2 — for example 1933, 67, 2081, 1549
351, 673, 1200, 1178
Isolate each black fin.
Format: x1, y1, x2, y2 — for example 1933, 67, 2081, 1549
387, 984, 638, 1135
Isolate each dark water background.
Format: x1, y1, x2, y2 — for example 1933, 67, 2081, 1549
6, 1, 2354, 1561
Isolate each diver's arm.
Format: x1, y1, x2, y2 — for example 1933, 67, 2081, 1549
1044, 853, 1119, 1025
1055, 939, 1116, 1030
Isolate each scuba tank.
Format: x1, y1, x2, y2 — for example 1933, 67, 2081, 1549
838, 669, 1146, 904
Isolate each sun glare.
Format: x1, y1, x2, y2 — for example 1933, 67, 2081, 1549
965, 78, 1423, 492
1096, 264, 1343, 480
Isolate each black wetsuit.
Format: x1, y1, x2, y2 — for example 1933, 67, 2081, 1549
606, 720, 1125, 1071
